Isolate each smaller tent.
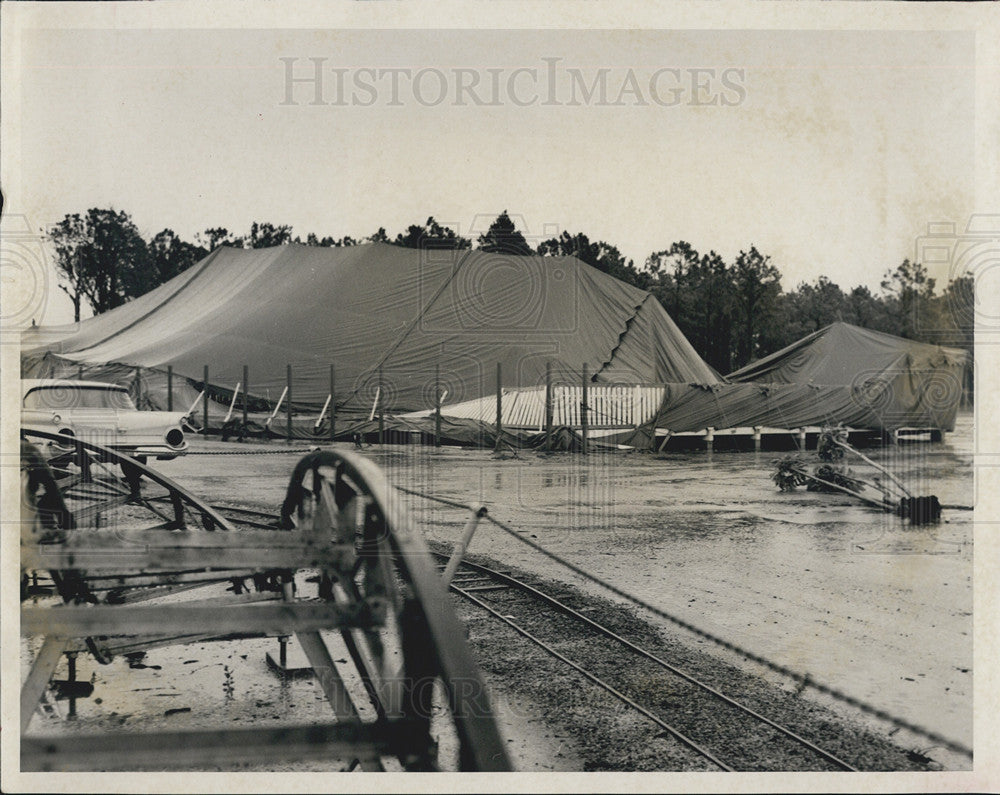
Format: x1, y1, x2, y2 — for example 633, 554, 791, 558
726, 322, 969, 431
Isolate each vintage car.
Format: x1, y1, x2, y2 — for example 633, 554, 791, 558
21, 379, 189, 461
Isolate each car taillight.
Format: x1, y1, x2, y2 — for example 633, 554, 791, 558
166, 428, 184, 447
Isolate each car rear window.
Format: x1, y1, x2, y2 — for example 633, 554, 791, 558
23, 386, 136, 411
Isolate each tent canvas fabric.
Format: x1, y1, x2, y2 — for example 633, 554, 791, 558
726, 321, 968, 386
720, 322, 969, 433
21, 252, 967, 447
22, 243, 719, 416
610, 323, 969, 448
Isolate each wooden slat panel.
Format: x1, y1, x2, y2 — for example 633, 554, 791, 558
21, 600, 372, 638
21, 720, 422, 771
424, 383, 664, 430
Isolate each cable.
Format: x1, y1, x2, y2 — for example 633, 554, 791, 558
397, 483, 974, 759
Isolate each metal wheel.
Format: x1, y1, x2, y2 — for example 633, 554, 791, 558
278, 449, 511, 771
19, 438, 510, 771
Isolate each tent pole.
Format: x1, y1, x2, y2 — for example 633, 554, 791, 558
378, 368, 384, 445
435, 362, 442, 448
286, 364, 293, 444
203, 365, 209, 435
581, 363, 588, 455
167, 366, 173, 411
545, 362, 553, 452
495, 362, 502, 450
242, 364, 249, 433
224, 382, 241, 424
329, 364, 336, 443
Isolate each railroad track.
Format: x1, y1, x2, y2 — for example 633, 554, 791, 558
432, 552, 868, 773
207, 501, 895, 772
21, 438, 944, 772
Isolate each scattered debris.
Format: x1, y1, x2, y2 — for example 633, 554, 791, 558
774, 427, 942, 524
164, 707, 192, 717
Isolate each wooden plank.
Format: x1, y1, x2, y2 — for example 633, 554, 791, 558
21, 720, 420, 771
65, 633, 237, 656
82, 569, 262, 592
21, 529, 355, 573
21, 636, 68, 733
296, 631, 364, 720
21, 600, 373, 638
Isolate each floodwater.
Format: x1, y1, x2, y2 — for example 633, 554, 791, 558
380, 415, 974, 766
22, 411, 974, 770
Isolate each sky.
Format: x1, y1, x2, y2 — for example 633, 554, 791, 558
3, 14, 982, 325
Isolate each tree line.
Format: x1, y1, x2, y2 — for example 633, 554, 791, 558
49, 208, 974, 374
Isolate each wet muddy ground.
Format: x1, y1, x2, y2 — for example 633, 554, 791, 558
21, 412, 974, 771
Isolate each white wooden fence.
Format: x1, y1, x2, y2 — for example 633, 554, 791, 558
405, 385, 665, 430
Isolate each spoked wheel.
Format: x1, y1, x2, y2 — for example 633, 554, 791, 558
20, 430, 241, 668
278, 450, 511, 772
22, 427, 233, 536
20, 439, 510, 772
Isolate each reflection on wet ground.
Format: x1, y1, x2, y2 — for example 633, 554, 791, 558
23, 412, 974, 767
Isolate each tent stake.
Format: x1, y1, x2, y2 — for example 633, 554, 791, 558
315, 394, 331, 434
224, 382, 241, 424
265, 386, 288, 429
186, 390, 205, 418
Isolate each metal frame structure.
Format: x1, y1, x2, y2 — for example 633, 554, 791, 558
19, 430, 511, 772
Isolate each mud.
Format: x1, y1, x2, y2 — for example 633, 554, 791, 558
22, 411, 973, 770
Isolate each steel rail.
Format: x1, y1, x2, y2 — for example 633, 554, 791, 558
208, 501, 858, 771
213, 490, 971, 762
453, 581, 732, 771
435, 553, 857, 772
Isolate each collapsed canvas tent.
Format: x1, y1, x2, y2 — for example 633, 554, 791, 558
22, 243, 719, 418
617, 322, 969, 445
728, 322, 969, 429
22, 247, 968, 447
727, 321, 967, 387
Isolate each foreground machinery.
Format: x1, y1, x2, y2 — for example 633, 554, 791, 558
19, 428, 511, 772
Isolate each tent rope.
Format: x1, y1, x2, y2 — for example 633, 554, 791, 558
395, 483, 973, 759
